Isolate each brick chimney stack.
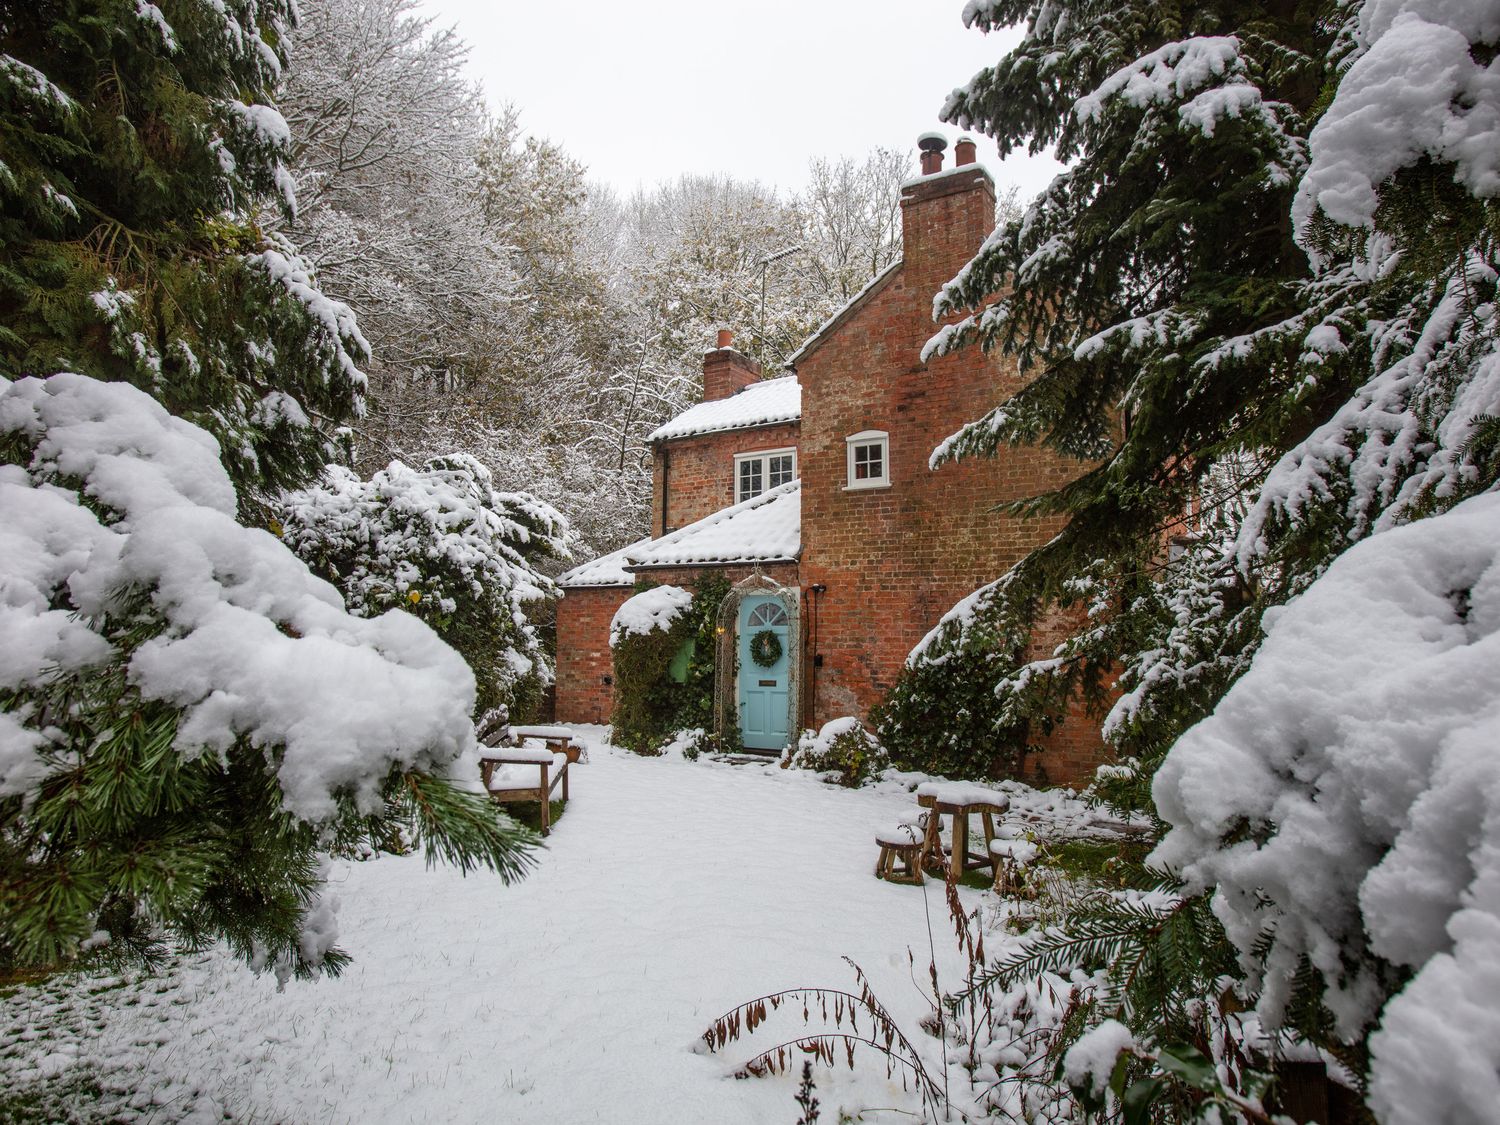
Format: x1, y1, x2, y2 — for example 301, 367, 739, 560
900, 131, 996, 288
702, 329, 761, 401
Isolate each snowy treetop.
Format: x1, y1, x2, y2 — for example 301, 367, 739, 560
645, 375, 800, 443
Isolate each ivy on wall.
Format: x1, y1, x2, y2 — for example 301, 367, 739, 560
611, 573, 732, 755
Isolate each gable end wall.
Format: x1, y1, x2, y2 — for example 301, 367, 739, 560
797, 178, 1105, 783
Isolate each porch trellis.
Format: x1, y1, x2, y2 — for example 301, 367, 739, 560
713, 572, 801, 749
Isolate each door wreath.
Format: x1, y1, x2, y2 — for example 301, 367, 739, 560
749, 628, 783, 668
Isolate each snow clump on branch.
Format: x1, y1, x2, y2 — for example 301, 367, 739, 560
610, 585, 693, 647
0, 373, 478, 821
1152, 491, 1500, 1124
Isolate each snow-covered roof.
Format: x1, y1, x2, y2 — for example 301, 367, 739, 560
646, 375, 800, 443
556, 537, 650, 589
628, 480, 800, 569
785, 258, 903, 369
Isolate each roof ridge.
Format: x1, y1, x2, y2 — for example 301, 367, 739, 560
647, 374, 801, 444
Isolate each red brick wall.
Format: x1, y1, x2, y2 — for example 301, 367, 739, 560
553, 563, 802, 730
554, 584, 632, 724
797, 166, 1107, 784
650, 421, 801, 535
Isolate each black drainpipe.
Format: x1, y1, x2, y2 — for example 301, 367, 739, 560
807, 583, 826, 728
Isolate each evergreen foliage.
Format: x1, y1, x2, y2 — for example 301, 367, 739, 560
278, 454, 571, 721
0, 3, 537, 980
906, 0, 1499, 1117
0, 0, 368, 513
609, 574, 730, 755
787, 719, 887, 788
0, 374, 536, 980
899, 1, 1348, 779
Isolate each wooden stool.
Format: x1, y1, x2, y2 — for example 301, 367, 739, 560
874, 819, 929, 885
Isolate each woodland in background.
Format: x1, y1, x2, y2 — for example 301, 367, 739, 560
276, 0, 948, 557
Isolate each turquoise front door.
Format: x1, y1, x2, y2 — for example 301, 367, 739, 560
738, 595, 791, 751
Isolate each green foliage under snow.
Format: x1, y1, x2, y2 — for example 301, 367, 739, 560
889, 0, 1500, 1119
609, 574, 731, 756
278, 454, 572, 721
0, 1, 537, 981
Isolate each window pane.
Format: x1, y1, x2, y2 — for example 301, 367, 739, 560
739, 458, 763, 500
851, 442, 884, 482
769, 454, 793, 487
748, 602, 788, 626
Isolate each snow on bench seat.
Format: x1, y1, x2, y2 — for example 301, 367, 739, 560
988, 838, 1039, 865
874, 815, 927, 847
489, 744, 557, 765
485, 752, 571, 790
508, 726, 576, 744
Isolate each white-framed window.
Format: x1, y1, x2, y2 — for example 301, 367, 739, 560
844, 430, 890, 490
735, 447, 797, 502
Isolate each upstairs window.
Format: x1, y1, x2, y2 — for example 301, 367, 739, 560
735, 448, 797, 502
845, 430, 890, 490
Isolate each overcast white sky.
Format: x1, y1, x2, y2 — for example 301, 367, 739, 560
416, 0, 1062, 201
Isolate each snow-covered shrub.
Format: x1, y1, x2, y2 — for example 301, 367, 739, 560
609, 584, 694, 647
670, 727, 742, 761
872, 593, 1030, 780
279, 455, 569, 720
787, 718, 887, 787
0, 374, 533, 976
1153, 492, 1500, 1124
609, 584, 696, 756
609, 575, 730, 756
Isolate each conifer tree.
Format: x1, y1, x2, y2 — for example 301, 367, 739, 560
886, 0, 1499, 1115
0, 1, 535, 980
1, 0, 366, 511
880, 1, 1353, 776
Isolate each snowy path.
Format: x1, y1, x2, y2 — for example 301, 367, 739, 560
3, 728, 1016, 1124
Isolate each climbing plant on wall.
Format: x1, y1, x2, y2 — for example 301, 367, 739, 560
609, 574, 732, 754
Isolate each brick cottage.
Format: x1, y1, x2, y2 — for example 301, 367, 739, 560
554, 135, 1105, 782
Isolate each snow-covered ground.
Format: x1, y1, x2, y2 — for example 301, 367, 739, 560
1, 727, 1121, 1123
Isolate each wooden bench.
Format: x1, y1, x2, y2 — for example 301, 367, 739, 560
509, 725, 585, 761
479, 741, 580, 837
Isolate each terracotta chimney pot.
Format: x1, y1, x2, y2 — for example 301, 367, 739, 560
917, 131, 947, 176
716, 328, 733, 349
954, 136, 977, 166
